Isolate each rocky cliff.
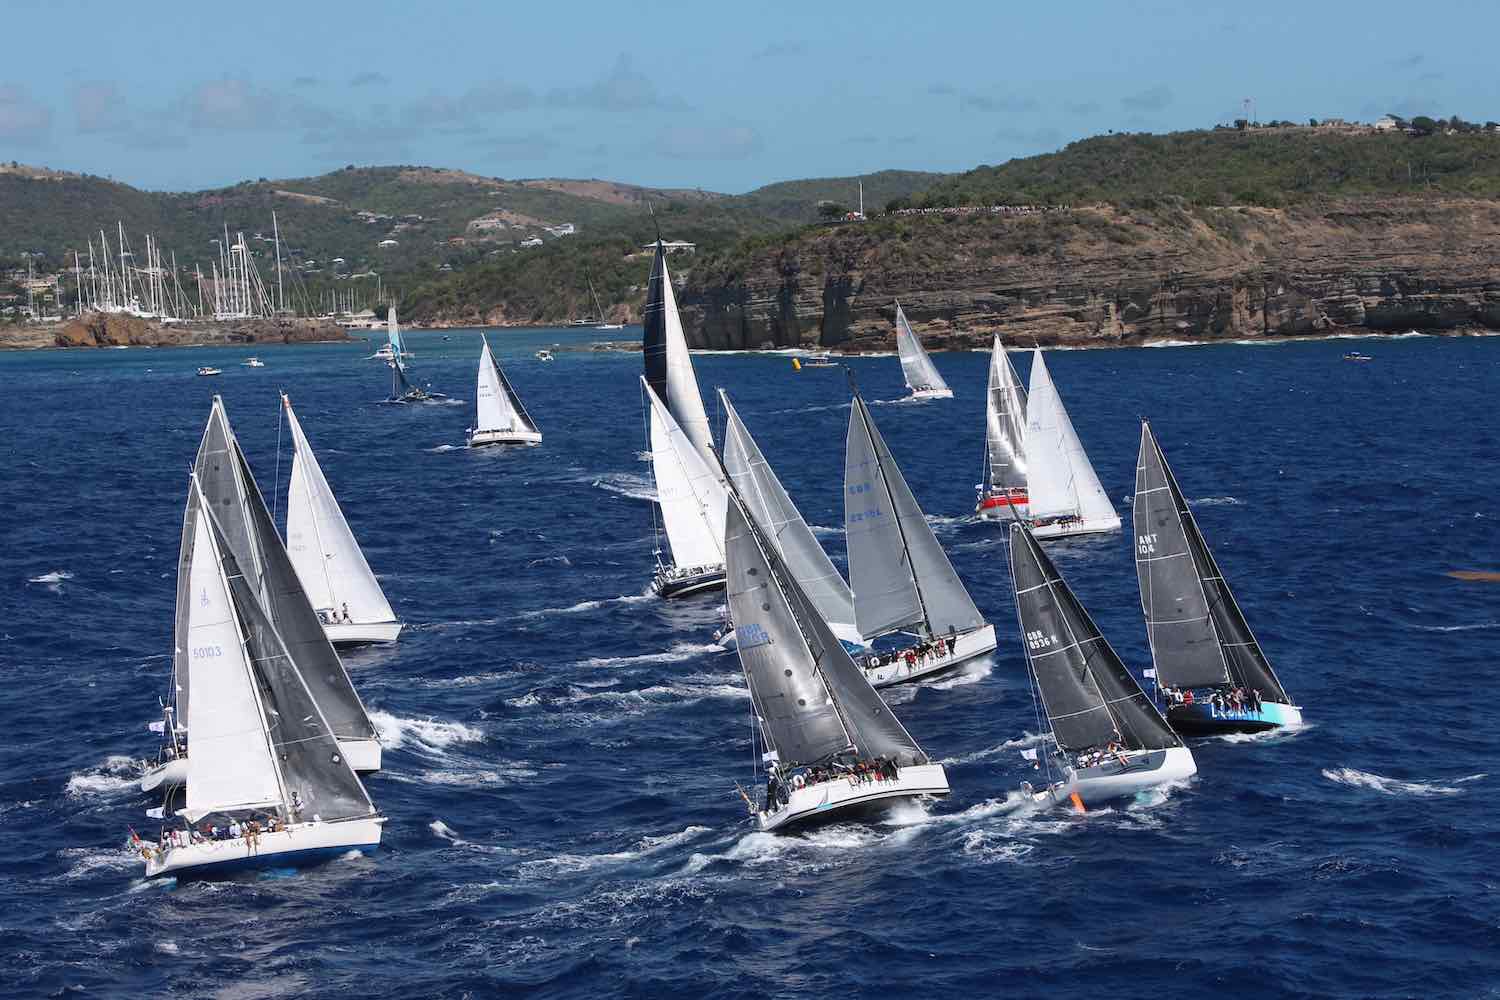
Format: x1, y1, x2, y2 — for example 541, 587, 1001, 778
676, 198, 1500, 351
0, 313, 355, 350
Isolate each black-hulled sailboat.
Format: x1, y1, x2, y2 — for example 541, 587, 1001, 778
1007, 521, 1196, 808
727, 493, 949, 831
1133, 420, 1302, 734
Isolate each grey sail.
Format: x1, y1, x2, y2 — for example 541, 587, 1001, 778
208, 511, 375, 823
720, 391, 855, 631
728, 499, 926, 766
985, 337, 1028, 493
1146, 424, 1292, 704
845, 394, 984, 638
894, 302, 948, 394
1134, 422, 1231, 689
1008, 522, 1179, 753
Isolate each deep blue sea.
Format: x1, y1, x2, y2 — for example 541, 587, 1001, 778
4, 329, 1500, 998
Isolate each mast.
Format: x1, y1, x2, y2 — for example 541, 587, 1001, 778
273, 210, 284, 314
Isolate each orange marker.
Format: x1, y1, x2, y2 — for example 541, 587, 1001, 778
1069, 791, 1086, 814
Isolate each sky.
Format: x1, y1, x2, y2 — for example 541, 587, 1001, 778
1, 0, 1496, 194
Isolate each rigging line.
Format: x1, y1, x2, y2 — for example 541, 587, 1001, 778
272, 394, 284, 527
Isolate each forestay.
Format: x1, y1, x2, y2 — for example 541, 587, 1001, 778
642, 240, 714, 464
1134, 421, 1231, 689
1008, 521, 1179, 753
645, 379, 727, 570
845, 393, 984, 639
894, 302, 949, 394
1022, 349, 1118, 525
720, 390, 855, 633
984, 336, 1029, 493
284, 396, 396, 626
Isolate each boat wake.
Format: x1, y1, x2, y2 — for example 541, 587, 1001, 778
370, 711, 484, 752
1410, 621, 1500, 633
521, 591, 654, 619
64, 755, 142, 799
942, 732, 1047, 766
507, 670, 745, 711
591, 473, 657, 503
1321, 767, 1484, 797
517, 825, 714, 880
574, 641, 724, 670
56, 844, 139, 880
925, 657, 993, 690
429, 819, 508, 854
28, 569, 73, 593
1213, 720, 1314, 744
418, 764, 539, 787
1188, 495, 1243, 507
425, 444, 462, 453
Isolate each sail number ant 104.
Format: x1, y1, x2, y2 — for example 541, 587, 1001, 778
1137, 532, 1158, 556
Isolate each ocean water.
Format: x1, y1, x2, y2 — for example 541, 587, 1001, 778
5, 329, 1500, 998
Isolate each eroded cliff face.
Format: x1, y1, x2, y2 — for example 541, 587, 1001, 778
677, 199, 1500, 350
0, 313, 356, 349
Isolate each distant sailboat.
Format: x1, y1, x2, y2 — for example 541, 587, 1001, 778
589, 274, 623, 330
282, 395, 404, 645
1133, 420, 1302, 733
385, 306, 443, 403
726, 493, 949, 832
1007, 520, 1197, 810
844, 387, 996, 686
893, 302, 952, 400
468, 335, 542, 446
1021, 348, 1120, 539
975, 335, 1030, 519
139, 476, 384, 879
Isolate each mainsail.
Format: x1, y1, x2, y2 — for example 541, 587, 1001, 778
644, 379, 727, 570
474, 335, 539, 436
894, 302, 949, 395
1022, 349, 1119, 526
719, 389, 855, 633
642, 239, 714, 464
727, 498, 927, 769
283, 396, 397, 627
984, 336, 1028, 494
1137, 422, 1290, 703
1008, 521, 1179, 753
845, 392, 984, 639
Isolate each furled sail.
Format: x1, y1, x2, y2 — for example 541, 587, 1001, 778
1008, 521, 1179, 753
894, 302, 949, 395
283, 396, 397, 627
642, 240, 714, 464
727, 498, 927, 768
1022, 349, 1119, 526
1133, 421, 1231, 689
645, 379, 727, 570
984, 336, 1028, 494
720, 389, 855, 633
845, 392, 984, 639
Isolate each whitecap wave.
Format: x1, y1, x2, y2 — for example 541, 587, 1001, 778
28, 569, 73, 593
421, 765, 538, 787
592, 473, 657, 502
1189, 496, 1242, 507
65, 755, 142, 799
521, 592, 654, 619
518, 825, 714, 878
943, 732, 1047, 766
1321, 767, 1479, 797
1411, 621, 1500, 633
429, 819, 507, 853
575, 641, 723, 669
807, 524, 844, 537
371, 711, 484, 752
425, 444, 461, 452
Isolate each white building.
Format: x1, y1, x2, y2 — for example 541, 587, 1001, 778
1373, 116, 1401, 132
519, 236, 544, 248
378, 239, 399, 248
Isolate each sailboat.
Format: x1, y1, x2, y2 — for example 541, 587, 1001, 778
975, 335, 1030, 520
467, 335, 542, 446
893, 302, 952, 400
718, 389, 861, 647
141, 397, 382, 796
641, 236, 725, 597
282, 395, 404, 645
726, 494, 949, 832
1021, 348, 1120, 539
384, 306, 444, 403
1007, 520, 1197, 809
139, 476, 384, 879
589, 274, 623, 330
844, 386, 996, 686
1133, 420, 1302, 733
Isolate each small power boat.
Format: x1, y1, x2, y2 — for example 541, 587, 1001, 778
535, 349, 555, 362
1344, 351, 1373, 362
196, 366, 222, 377
241, 357, 265, 368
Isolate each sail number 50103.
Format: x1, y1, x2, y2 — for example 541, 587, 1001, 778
192, 645, 224, 659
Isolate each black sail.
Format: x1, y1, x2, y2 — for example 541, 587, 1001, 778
641, 240, 670, 406
1009, 522, 1179, 753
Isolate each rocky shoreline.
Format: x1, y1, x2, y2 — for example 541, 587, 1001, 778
0, 313, 358, 350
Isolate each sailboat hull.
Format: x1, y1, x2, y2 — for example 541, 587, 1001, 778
1029, 746, 1197, 809
1028, 514, 1122, 540
757, 763, 949, 832
323, 620, 403, 646
906, 388, 953, 401
467, 428, 542, 447
143, 817, 384, 879
652, 566, 726, 599
975, 491, 1029, 520
861, 624, 996, 688
1167, 701, 1303, 735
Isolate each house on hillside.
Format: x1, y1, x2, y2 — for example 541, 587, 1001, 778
1374, 116, 1402, 132
378, 239, 399, 248
519, 236, 544, 248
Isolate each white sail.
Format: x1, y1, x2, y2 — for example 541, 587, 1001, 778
984, 336, 1028, 492
183, 492, 283, 823
475, 336, 519, 433
1022, 349, 1120, 527
643, 243, 714, 464
645, 379, 727, 570
283, 397, 397, 625
894, 302, 949, 395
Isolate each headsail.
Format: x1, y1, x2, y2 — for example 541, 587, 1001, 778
894, 302, 949, 395
845, 392, 984, 639
1008, 521, 1179, 753
720, 390, 855, 633
644, 379, 727, 570
984, 336, 1028, 494
475, 336, 521, 433
1022, 349, 1119, 526
642, 240, 713, 464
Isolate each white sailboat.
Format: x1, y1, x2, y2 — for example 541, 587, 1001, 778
726, 493, 949, 832
467, 335, 542, 446
589, 274, 623, 330
138, 477, 384, 879
1021, 348, 1121, 539
844, 387, 996, 686
975, 335, 1030, 519
893, 302, 952, 400
644, 378, 727, 598
282, 395, 404, 645
641, 237, 725, 597
1007, 520, 1196, 810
